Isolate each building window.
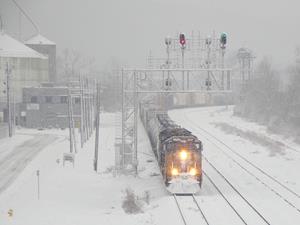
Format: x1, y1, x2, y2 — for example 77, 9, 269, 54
60, 96, 68, 104
45, 96, 53, 103
75, 97, 80, 104
30, 96, 38, 103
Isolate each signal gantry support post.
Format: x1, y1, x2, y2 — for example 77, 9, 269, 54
68, 90, 74, 153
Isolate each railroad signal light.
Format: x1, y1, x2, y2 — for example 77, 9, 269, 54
220, 32, 227, 47
205, 36, 212, 46
179, 33, 186, 46
165, 36, 172, 46
165, 78, 172, 87
205, 79, 212, 87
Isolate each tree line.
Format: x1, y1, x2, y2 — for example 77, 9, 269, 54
236, 53, 300, 136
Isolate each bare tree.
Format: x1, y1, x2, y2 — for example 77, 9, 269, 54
285, 62, 300, 127
56, 49, 96, 83
240, 57, 280, 123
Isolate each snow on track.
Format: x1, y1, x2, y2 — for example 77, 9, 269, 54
169, 107, 300, 225
195, 123, 300, 211
194, 176, 246, 225
173, 194, 209, 225
204, 159, 270, 225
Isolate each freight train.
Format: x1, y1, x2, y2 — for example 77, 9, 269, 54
140, 105, 203, 193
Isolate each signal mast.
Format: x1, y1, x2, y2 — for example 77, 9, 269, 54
179, 33, 186, 89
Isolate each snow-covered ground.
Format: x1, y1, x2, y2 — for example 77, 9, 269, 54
1, 108, 300, 225
0, 132, 59, 194
169, 106, 300, 225
0, 114, 167, 225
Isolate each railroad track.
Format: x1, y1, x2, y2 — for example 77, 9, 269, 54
173, 193, 209, 225
171, 156, 271, 225
173, 177, 270, 225
182, 112, 300, 214
204, 161, 270, 225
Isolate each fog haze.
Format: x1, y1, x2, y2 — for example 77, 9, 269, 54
1, 0, 300, 68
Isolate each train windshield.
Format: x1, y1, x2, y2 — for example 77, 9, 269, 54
167, 141, 201, 152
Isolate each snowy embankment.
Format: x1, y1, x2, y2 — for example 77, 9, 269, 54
0, 114, 167, 225
169, 106, 300, 225
0, 131, 61, 195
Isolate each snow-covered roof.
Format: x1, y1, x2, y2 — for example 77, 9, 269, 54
25, 34, 55, 45
0, 32, 47, 59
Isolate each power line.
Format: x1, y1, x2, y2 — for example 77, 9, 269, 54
10, 0, 39, 35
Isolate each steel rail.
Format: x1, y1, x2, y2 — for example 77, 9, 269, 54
204, 157, 271, 225
173, 194, 188, 225
191, 194, 210, 225
182, 112, 300, 205
202, 171, 248, 225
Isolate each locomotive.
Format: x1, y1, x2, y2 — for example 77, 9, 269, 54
140, 105, 203, 193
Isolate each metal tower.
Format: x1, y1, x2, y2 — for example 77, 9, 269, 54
237, 48, 255, 85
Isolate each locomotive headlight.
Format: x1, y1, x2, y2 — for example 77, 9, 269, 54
189, 168, 197, 176
171, 168, 179, 176
179, 150, 188, 160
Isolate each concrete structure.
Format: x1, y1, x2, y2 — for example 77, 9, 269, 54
0, 32, 49, 100
25, 34, 56, 83
0, 31, 49, 128
21, 85, 80, 128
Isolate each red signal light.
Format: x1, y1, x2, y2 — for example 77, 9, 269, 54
179, 33, 186, 46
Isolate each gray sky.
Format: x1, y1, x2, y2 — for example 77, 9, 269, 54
1, 0, 300, 69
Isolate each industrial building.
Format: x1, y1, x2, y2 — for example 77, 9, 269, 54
25, 34, 57, 83
21, 85, 81, 128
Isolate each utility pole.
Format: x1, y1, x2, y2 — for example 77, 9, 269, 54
89, 79, 93, 135
83, 78, 88, 143
71, 93, 77, 153
12, 91, 16, 135
79, 75, 84, 148
5, 62, 12, 137
94, 82, 101, 172
67, 86, 77, 153
82, 78, 87, 142
85, 78, 90, 140
93, 79, 98, 130
68, 91, 73, 153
